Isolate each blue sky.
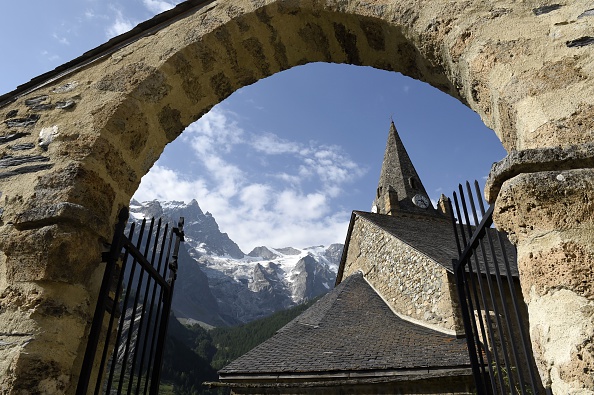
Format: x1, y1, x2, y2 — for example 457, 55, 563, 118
0, 1, 506, 252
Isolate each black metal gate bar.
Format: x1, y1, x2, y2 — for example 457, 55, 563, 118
76, 207, 184, 395
452, 191, 497, 393
111, 217, 150, 395
142, 225, 173, 395
118, 217, 157, 395
461, 184, 513, 392
94, 221, 137, 395
450, 180, 543, 395
467, 183, 537, 394
77, 208, 129, 394
150, 222, 183, 395
134, 219, 165, 395
127, 219, 162, 395
452, 191, 500, 394
495, 231, 541, 393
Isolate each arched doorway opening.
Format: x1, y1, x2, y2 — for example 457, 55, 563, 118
125, 61, 509, 392
133, 62, 507, 253
0, 1, 592, 393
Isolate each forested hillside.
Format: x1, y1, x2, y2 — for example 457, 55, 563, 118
160, 299, 317, 394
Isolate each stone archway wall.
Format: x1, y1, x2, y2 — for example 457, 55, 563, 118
0, 0, 592, 393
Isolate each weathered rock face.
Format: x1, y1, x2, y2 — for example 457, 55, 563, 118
290, 254, 336, 302
492, 169, 594, 393
171, 241, 229, 326
249, 262, 293, 312
248, 246, 279, 260
0, 0, 592, 393
323, 243, 344, 267
161, 199, 245, 259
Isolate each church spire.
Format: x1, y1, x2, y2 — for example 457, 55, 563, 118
372, 121, 434, 216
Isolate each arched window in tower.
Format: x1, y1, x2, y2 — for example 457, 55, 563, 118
409, 177, 418, 190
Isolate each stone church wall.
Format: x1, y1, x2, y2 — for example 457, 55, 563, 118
342, 215, 463, 334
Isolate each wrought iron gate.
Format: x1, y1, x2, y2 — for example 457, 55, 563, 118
77, 207, 184, 395
450, 181, 545, 395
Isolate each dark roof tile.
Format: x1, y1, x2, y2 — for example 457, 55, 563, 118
219, 272, 470, 376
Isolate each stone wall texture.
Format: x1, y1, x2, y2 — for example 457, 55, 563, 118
342, 215, 463, 334
0, 0, 592, 393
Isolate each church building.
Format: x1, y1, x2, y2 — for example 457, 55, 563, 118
215, 122, 518, 394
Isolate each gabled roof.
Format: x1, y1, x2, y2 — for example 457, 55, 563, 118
219, 272, 470, 381
336, 211, 518, 284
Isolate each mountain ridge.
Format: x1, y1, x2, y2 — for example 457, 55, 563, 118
128, 199, 343, 326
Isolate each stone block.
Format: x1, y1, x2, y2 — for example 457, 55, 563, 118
1, 224, 102, 284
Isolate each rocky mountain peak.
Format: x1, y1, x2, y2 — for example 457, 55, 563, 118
128, 198, 343, 326
324, 243, 344, 266
248, 246, 279, 260
131, 199, 244, 259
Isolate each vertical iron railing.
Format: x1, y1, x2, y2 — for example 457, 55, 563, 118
77, 207, 184, 395
450, 181, 544, 395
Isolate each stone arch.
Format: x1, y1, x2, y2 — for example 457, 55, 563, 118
0, 0, 593, 393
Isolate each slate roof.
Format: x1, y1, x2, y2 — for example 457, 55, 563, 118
337, 211, 518, 281
219, 272, 470, 379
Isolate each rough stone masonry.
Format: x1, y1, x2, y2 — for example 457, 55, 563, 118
0, 0, 593, 393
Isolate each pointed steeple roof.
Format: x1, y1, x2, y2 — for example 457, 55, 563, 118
372, 121, 435, 216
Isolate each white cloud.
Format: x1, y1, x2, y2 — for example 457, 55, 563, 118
251, 133, 301, 155
239, 184, 272, 212
85, 8, 110, 20
106, 8, 136, 38
182, 109, 246, 197
274, 190, 329, 220
185, 107, 367, 197
201, 154, 244, 197
184, 109, 244, 154
226, 210, 351, 253
296, 144, 368, 197
134, 165, 208, 203
41, 50, 60, 63
312, 147, 363, 184
134, 164, 350, 251
274, 172, 302, 185
52, 33, 70, 46
134, 106, 365, 252
142, 0, 179, 14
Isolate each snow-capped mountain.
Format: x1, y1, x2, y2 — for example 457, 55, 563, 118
128, 199, 343, 326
